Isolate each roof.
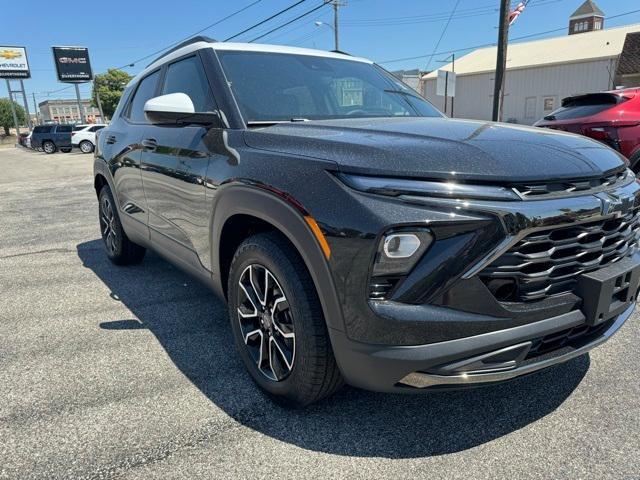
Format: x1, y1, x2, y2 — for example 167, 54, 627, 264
570, 0, 604, 18
423, 23, 640, 79
130, 41, 372, 87
617, 31, 640, 75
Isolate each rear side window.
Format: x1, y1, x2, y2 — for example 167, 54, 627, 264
161, 55, 215, 112
34, 125, 52, 133
544, 94, 621, 121
89, 125, 105, 132
73, 125, 88, 131
127, 70, 161, 123
56, 125, 72, 133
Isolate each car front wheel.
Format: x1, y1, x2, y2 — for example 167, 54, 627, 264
228, 232, 343, 407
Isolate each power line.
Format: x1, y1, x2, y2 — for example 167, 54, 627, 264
113, 0, 263, 70
224, 0, 310, 41
377, 8, 640, 65
424, 0, 461, 71
249, 3, 328, 42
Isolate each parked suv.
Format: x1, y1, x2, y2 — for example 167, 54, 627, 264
31, 124, 73, 154
94, 38, 640, 406
72, 124, 107, 153
535, 88, 640, 169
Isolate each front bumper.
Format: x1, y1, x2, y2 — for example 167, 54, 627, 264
329, 302, 634, 392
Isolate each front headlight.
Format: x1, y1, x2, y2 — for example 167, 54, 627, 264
337, 172, 521, 201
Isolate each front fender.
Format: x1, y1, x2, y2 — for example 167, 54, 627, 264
210, 184, 345, 332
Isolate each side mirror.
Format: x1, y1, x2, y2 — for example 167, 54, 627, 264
144, 93, 221, 127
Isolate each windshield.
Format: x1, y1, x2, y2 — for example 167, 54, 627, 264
216, 51, 441, 124
543, 94, 620, 121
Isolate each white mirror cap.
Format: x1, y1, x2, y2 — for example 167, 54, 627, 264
144, 93, 195, 114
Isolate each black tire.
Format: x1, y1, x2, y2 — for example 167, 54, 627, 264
42, 141, 56, 154
228, 232, 343, 407
79, 140, 94, 153
98, 184, 146, 265
60, 147, 72, 153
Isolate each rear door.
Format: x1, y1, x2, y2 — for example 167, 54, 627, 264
140, 52, 219, 266
106, 70, 162, 229
54, 124, 72, 148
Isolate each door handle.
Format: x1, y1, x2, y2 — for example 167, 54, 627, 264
105, 134, 117, 144
141, 138, 158, 151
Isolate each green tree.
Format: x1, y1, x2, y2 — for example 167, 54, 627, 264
0, 98, 26, 135
91, 69, 133, 120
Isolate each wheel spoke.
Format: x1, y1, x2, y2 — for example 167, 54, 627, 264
270, 335, 293, 371
239, 281, 260, 313
243, 328, 262, 344
249, 265, 266, 307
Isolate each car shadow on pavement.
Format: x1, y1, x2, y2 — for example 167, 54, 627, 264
78, 239, 589, 459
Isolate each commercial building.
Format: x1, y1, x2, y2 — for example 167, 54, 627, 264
422, 0, 640, 125
38, 99, 102, 124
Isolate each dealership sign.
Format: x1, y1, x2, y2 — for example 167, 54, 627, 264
0, 46, 30, 79
52, 46, 93, 82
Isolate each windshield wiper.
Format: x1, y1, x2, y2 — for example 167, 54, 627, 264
384, 88, 422, 100
247, 118, 311, 127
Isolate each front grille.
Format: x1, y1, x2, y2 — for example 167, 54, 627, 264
525, 318, 614, 359
481, 210, 640, 302
511, 170, 628, 199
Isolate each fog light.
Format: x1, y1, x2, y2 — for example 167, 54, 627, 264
372, 229, 433, 276
384, 234, 421, 258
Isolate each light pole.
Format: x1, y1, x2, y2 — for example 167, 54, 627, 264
314, 20, 337, 51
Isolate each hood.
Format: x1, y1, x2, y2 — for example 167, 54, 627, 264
243, 117, 627, 183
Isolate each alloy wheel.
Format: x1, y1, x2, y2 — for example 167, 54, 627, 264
80, 141, 93, 153
43, 142, 54, 154
100, 195, 118, 255
237, 264, 295, 381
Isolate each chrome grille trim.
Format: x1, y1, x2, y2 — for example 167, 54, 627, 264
511, 169, 632, 200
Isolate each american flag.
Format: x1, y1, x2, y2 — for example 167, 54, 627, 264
509, 1, 528, 26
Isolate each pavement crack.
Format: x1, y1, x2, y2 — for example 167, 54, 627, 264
0, 248, 75, 260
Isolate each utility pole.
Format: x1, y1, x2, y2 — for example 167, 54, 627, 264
325, 0, 344, 51
492, 0, 510, 122
32, 92, 39, 125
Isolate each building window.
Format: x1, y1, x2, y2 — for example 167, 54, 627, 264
594, 19, 602, 30
543, 96, 556, 111
574, 22, 580, 32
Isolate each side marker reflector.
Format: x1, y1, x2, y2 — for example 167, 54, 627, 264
304, 216, 331, 260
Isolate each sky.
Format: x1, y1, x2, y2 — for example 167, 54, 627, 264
3, 0, 640, 106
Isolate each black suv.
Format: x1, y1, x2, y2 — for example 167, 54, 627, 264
94, 37, 640, 406
31, 124, 73, 154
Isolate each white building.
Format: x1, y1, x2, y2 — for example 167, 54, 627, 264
422, 1, 640, 125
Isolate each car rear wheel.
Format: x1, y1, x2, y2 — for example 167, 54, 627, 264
79, 140, 94, 153
98, 184, 146, 265
43, 141, 56, 154
228, 232, 343, 407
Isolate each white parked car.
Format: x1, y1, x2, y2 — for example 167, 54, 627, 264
71, 124, 107, 153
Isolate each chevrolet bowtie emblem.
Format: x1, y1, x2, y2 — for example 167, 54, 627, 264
0, 49, 22, 60
596, 191, 635, 216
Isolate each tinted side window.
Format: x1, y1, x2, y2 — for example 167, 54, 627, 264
161, 55, 215, 112
89, 125, 105, 132
127, 70, 161, 123
56, 125, 72, 133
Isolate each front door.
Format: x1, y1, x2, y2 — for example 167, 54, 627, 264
140, 53, 219, 268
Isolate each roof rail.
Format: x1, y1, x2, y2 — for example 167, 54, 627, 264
330, 49, 352, 56
146, 36, 217, 67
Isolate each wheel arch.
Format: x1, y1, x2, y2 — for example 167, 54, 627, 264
211, 185, 345, 332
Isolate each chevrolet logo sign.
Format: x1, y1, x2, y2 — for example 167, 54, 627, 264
0, 49, 22, 60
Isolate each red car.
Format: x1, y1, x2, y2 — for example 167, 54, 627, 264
535, 88, 640, 172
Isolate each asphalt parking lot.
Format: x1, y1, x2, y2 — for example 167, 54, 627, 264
1, 146, 639, 479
